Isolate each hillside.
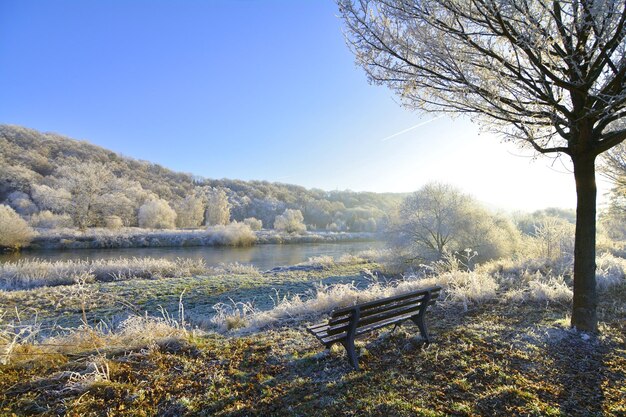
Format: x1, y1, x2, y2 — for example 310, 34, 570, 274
0, 124, 404, 231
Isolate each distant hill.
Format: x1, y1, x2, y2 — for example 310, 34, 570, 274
0, 124, 405, 231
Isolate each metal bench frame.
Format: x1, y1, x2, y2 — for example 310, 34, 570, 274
307, 286, 441, 370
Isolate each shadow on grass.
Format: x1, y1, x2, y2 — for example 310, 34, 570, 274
544, 331, 611, 417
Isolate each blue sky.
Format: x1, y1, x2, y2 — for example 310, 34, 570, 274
0, 0, 611, 211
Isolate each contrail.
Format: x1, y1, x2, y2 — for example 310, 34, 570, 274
381, 115, 443, 141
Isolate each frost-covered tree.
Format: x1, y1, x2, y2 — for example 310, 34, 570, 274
55, 162, 116, 229
274, 209, 307, 233
29, 210, 73, 229
30, 184, 72, 214
339, 0, 626, 332
205, 187, 231, 226
0, 204, 35, 250
99, 177, 152, 227
175, 194, 205, 228
243, 217, 263, 231
391, 183, 517, 264
138, 198, 177, 229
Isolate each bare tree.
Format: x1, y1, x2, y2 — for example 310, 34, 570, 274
392, 183, 518, 263
339, 0, 626, 332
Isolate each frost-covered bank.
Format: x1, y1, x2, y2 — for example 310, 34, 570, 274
26, 227, 378, 250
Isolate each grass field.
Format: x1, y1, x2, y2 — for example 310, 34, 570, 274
0, 255, 624, 416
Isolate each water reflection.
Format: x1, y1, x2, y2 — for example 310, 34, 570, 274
1, 241, 385, 271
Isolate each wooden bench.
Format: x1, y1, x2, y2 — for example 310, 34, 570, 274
307, 286, 441, 370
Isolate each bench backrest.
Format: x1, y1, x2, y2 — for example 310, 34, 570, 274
325, 286, 441, 337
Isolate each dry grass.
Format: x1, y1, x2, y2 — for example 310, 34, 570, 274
1, 301, 623, 416
210, 252, 626, 332
0, 253, 624, 416
0, 257, 261, 290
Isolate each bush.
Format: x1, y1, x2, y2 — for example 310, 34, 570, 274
104, 215, 123, 230
274, 209, 306, 234
138, 199, 177, 229
243, 217, 263, 231
6, 191, 38, 215
207, 222, 256, 246
0, 205, 35, 250
29, 210, 73, 229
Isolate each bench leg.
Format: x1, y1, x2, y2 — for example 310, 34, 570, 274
411, 315, 431, 344
341, 338, 359, 371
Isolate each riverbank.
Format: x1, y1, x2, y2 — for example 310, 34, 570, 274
1, 254, 624, 416
26, 228, 379, 250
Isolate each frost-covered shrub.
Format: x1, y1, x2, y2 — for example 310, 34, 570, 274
243, 217, 262, 231
503, 276, 573, 304
104, 215, 123, 230
595, 253, 626, 291
31, 184, 72, 214
29, 210, 73, 229
414, 270, 499, 310
0, 205, 35, 250
519, 216, 575, 260
138, 199, 177, 229
207, 222, 256, 246
6, 191, 38, 215
327, 222, 341, 232
299, 255, 335, 269
274, 209, 306, 233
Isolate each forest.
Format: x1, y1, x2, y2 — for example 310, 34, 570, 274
0, 124, 402, 238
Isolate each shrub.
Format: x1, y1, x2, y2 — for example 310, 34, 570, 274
207, 222, 256, 246
595, 253, 626, 291
243, 217, 263, 231
138, 199, 177, 229
104, 215, 123, 230
6, 191, 38, 215
29, 210, 73, 229
274, 209, 306, 233
0, 205, 35, 250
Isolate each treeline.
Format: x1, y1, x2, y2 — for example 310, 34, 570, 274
0, 125, 403, 232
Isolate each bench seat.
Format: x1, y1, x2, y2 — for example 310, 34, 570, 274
307, 286, 441, 370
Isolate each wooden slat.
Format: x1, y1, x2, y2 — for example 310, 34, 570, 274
317, 299, 437, 340
326, 301, 427, 336
307, 286, 441, 344
332, 286, 441, 315
328, 292, 437, 327
320, 309, 423, 345
307, 322, 329, 331
309, 299, 438, 341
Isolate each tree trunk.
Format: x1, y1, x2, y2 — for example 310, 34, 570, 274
571, 154, 598, 332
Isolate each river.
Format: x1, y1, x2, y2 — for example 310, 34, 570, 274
0, 241, 386, 271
